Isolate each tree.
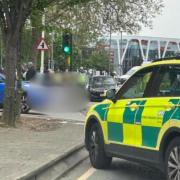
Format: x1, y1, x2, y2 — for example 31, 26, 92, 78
0, 0, 92, 127
44, 0, 163, 73
46, 0, 164, 37
85, 50, 110, 72
0, 1, 33, 126
20, 0, 164, 73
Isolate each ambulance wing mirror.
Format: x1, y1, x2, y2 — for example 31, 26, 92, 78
106, 89, 116, 103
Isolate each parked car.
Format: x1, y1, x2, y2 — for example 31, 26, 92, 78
85, 57, 180, 180
0, 73, 30, 113
0, 73, 52, 113
87, 76, 117, 102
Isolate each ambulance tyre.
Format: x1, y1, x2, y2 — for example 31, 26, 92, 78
88, 122, 112, 169
165, 137, 180, 180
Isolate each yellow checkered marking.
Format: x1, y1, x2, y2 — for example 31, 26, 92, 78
106, 97, 178, 150
141, 98, 170, 127
107, 100, 127, 123
123, 124, 142, 146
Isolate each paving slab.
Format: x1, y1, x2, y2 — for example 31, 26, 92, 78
0, 122, 84, 180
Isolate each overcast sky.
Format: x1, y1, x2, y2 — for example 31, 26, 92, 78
137, 0, 180, 38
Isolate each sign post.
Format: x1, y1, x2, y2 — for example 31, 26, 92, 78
40, 15, 45, 74
40, 41, 45, 73
36, 38, 49, 73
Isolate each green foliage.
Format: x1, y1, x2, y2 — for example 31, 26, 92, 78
71, 47, 82, 70
52, 33, 66, 71
25, 0, 164, 72
21, 28, 32, 63
46, 0, 164, 37
84, 50, 110, 72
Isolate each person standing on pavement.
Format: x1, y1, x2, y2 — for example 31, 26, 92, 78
26, 62, 36, 81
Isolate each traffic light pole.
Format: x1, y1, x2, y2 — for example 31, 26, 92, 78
66, 55, 73, 71
67, 56, 70, 70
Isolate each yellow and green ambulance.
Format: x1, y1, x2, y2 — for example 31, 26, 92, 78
85, 58, 180, 180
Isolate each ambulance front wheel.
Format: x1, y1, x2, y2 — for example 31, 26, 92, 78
87, 122, 112, 169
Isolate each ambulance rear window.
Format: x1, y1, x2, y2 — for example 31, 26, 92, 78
158, 65, 180, 97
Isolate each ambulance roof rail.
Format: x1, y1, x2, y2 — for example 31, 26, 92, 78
152, 53, 180, 63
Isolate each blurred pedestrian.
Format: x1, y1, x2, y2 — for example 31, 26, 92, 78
0, 67, 4, 74
26, 62, 36, 81
22, 63, 27, 80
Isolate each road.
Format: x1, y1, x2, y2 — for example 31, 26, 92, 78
60, 158, 166, 180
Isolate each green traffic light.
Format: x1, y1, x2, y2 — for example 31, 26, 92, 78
64, 46, 70, 53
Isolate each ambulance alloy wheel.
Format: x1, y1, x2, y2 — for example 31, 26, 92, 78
165, 137, 180, 180
88, 122, 112, 169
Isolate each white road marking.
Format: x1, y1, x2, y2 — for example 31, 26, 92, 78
77, 167, 96, 180
60, 121, 68, 124
75, 122, 84, 126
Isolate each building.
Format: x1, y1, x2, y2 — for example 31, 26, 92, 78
104, 35, 180, 74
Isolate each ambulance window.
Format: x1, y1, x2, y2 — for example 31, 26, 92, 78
156, 65, 180, 97
117, 68, 154, 99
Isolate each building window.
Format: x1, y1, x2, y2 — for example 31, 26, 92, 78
148, 41, 159, 61
123, 39, 143, 73
165, 42, 178, 57
160, 41, 167, 58
108, 39, 118, 49
141, 40, 148, 58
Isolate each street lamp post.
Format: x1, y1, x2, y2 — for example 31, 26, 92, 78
103, 8, 113, 75
120, 30, 123, 75
49, 31, 55, 71
109, 23, 112, 75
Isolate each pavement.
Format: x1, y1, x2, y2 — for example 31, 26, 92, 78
24, 101, 96, 122
26, 111, 86, 122
0, 118, 85, 180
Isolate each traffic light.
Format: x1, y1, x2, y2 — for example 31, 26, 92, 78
62, 33, 72, 55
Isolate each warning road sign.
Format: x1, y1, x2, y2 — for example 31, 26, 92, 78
36, 39, 49, 50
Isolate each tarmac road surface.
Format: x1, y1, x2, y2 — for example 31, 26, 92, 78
60, 158, 166, 180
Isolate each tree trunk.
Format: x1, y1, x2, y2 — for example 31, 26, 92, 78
2, 32, 20, 127
15, 31, 22, 122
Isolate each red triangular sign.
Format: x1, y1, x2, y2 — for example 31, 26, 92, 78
36, 39, 49, 50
